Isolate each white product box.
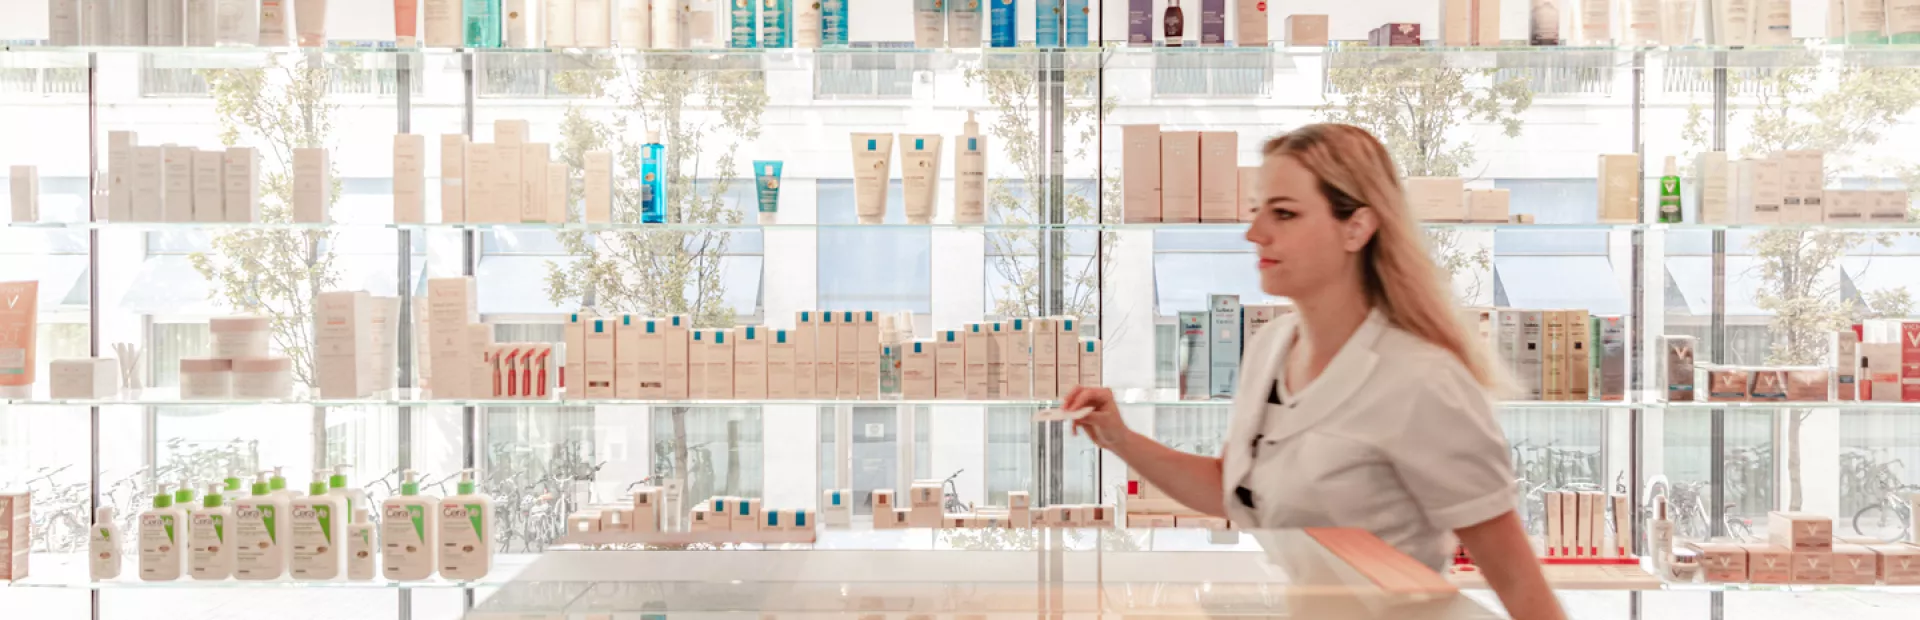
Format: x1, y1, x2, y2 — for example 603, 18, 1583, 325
934, 330, 964, 399
707, 328, 736, 398
767, 329, 795, 399
1056, 316, 1081, 395
736, 326, 767, 399
565, 311, 592, 399
820, 489, 852, 526
162, 145, 194, 222
1122, 125, 1161, 223
220, 147, 259, 223
108, 130, 135, 222
1407, 177, 1466, 222
1751, 158, 1785, 224
50, 358, 117, 399
586, 316, 616, 398
903, 340, 936, 399
1466, 188, 1510, 223
427, 277, 477, 398
316, 291, 373, 398
964, 323, 990, 400
9, 165, 37, 223
393, 134, 427, 224
815, 311, 838, 397
494, 142, 522, 224
1199, 132, 1239, 222
293, 147, 331, 223
189, 151, 222, 222
661, 315, 690, 399
1825, 190, 1864, 223
464, 143, 496, 222
520, 143, 550, 223
440, 134, 467, 223
1032, 318, 1058, 399
614, 315, 642, 399
1080, 339, 1101, 388
1597, 154, 1640, 223
836, 311, 859, 399
1004, 318, 1033, 399
1160, 131, 1200, 223
635, 317, 667, 399
794, 311, 819, 398
131, 146, 164, 222
857, 311, 879, 400
584, 150, 612, 223
1697, 151, 1730, 223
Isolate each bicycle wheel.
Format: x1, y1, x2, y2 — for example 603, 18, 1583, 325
1852, 504, 1906, 543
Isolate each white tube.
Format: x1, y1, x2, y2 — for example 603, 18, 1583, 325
954, 112, 987, 225
1889, 0, 1920, 42
851, 133, 894, 225
652, 0, 679, 48
899, 134, 943, 225
294, 0, 328, 46
1755, 0, 1791, 45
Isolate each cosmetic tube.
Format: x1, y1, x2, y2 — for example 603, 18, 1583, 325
900, 135, 943, 225
465, 0, 501, 47
948, 0, 981, 46
260, 0, 290, 44
424, 0, 460, 46
753, 160, 782, 224
0, 281, 38, 398
394, 0, 419, 45
851, 134, 894, 225
295, 0, 329, 46
640, 131, 666, 223
617, 0, 648, 46
990, 0, 1016, 47
954, 111, 987, 224
548, 0, 577, 46
730, 0, 756, 47
916, 0, 946, 48
793, 0, 818, 46
1888, 0, 1920, 42
652, 0, 679, 47
822, 0, 847, 45
761, 0, 789, 47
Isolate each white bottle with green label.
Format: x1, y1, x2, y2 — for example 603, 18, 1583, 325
189, 483, 234, 580
437, 469, 493, 580
138, 486, 186, 581
90, 506, 124, 580
382, 470, 439, 581
233, 472, 288, 580
347, 507, 376, 580
289, 472, 348, 580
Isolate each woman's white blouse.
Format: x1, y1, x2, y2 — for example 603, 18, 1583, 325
1219, 309, 1516, 570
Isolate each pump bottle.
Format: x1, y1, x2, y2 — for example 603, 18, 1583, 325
348, 507, 376, 580
290, 472, 348, 580
90, 507, 124, 581
233, 471, 289, 580
382, 470, 440, 580
189, 483, 235, 580
437, 469, 494, 580
138, 486, 186, 581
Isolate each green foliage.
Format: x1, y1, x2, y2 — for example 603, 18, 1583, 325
545, 61, 769, 327
188, 56, 342, 387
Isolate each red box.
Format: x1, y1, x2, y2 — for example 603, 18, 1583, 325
1904, 322, 1920, 401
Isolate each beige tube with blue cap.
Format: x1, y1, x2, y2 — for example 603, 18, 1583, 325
851, 133, 893, 224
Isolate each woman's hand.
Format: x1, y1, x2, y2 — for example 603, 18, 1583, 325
1063, 386, 1132, 453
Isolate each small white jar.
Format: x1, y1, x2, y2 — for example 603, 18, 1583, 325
209, 315, 272, 359
232, 357, 294, 400
179, 358, 234, 399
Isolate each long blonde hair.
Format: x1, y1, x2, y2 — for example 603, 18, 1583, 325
1263, 124, 1504, 391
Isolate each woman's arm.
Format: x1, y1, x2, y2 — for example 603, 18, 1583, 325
1063, 386, 1229, 518
1455, 511, 1565, 620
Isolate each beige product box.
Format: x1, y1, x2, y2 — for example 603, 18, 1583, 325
1406, 177, 1467, 222
1441, 0, 1472, 45
1597, 154, 1640, 222
1544, 491, 1563, 556
583, 150, 612, 223
1783, 150, 1826, 224
598, 507, 634, 532
564, 311, 590, 399
1705, 366, 1751, 402
794, 311, 819, 398
1284, 14, 1328, 45
835, 311, 859, 399
467, 324, 495, 399
316, 291, 374, 398
1767, 512, 1833, 551
1160, 131, 1201, 223
1690, 542, 1749, 582
1830, 544, 1880, 585
440, 135, 467, 222
189, 150, 222, 223
520, 143, 550, 223
1872, 544, 1920, 584
1610, 494, 1631, 557
730, 498, 760, 531
630, 488, 662, 532
462, 143, 494, 222
1752, 158, 1786, 224
608, 315, 637, 398
1577, 491, 1601, 557
1122, 125, 1162, 223
688, 506, 721, 531
767, 328, 796, 399
1871, 190, 1910, 223
1080, 339, 1102, 388
1834, 330, 1857, 401
222, 147, 260, 223
816, 311, 840, 397
1824, 190, 1863, 223
1473, 0, 1501, 44
1743, 544, 1793, 584
393, 133, 427, 224
1055, 316, 1081, 394
964, 323, 990, 400
736, 326, 768, 399
1129, 513, 1177, 528
985, 322, 1006, 398
1004, 319, 1033, 398
857, 311, 880, 400
1560, 490, 1579, 556
707, 328, 736, 399
934, 330, 965, 399
660, 315, 690, 399
1199, 132, 1240, 222
1791, 551, 1834, 584
0, 490, 26, 581
50, 358, 117, 399
1032, 318, 1059, 399
130, 145, 164, 222
162, 146, 193, 222
566, 512, 601, 533
1466, 188, 1511, 223
1785, 368, 1830, 402
628, 317, 663, 399
1239, 166, 1261, 222
1697, 151, 1730, 223
903, 340, 936, 399
292, 147, 331, 223
545, 162, 567, 223
1236, 0, 1268, 45
1568, 309, 1590, 401
107, 130, 135, 221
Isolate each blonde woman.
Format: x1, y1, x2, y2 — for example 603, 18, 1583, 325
1066, 124, 1562, 619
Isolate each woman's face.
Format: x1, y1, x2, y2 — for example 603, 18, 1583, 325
1244, 154, 1367, 299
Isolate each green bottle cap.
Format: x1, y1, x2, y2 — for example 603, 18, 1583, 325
174, 487, 196, 505
204, 484, 224, 508
153, 488, 172, 509
329, 464, 351, 489
456, 469, 476, 495
309, 481, 329, 496
400, 470, 419, 496
270, 467, 287, 491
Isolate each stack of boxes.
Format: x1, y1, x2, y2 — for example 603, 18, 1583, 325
1121, 126, 1252, 224
103, 131, 261, 223
903, 316, 1101, 401
687, 496, 813, 534
1694, 149, 1909, 225
1663, 327, 1899, 404
1406, 176, 1516, 224
1124, 469, 1227, 529
455, 120, 586, 225
1686, 513, 1920, 585
1178, 295, 1290, 401
1469, 307, 1626, 402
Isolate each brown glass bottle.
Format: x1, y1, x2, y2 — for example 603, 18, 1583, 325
1164, 0, 1184, 47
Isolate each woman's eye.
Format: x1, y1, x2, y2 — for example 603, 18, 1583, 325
1270, 209, 1296, 220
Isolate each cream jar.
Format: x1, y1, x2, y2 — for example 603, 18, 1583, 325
210, 315, 272, 359
180, 358, 234, 399
232, 357, 293, 400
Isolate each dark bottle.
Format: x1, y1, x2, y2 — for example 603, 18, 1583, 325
1164, 0, 1184, 47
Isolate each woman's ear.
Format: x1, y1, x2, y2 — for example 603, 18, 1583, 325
1343, 207, 1380, 253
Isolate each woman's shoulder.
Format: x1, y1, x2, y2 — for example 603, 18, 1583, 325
1372, 324, 1490, 408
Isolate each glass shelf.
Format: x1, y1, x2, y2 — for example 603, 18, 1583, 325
1, 553, 532, 590
0, 44, 1108, 71
1662, 400, 1920, 410
5, 220, 1681, 233
0, 396, 1658, 409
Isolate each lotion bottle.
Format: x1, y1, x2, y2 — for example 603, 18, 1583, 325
138, 486, 186, 581
1658, 156, 1683, 223
188, 483, 234, 580
1163, 0, 1184, 47
290, 473, 348, 581
954, 111, 987, 224
437, 469, 494, 580
90, 507, 124, 581
1648, 495, 1674, 571
640, 131, 667, 224
348, 507, 376, 580
233, 472, 288, 580
381, 470, 439, 581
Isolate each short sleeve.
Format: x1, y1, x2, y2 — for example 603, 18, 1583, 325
1385, 362, 1516, 532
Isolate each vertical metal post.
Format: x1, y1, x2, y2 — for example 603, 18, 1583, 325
394, 50, 416, 620
1626, 48, 1647, 620
87, 49, 103, 620
1707, 49, 1732, 620
460, 48, 480, 616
